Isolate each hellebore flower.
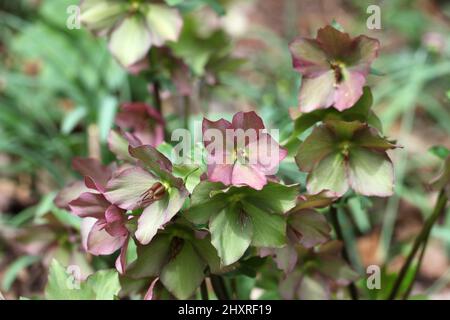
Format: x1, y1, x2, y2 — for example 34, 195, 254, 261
289, 25, 380, 113
104, 145, 189, 245
80, 0, 183, 68
260, 192, 334, 274
186, 181, 298, 265
202, 111, 287, 190
279, 241, 359, 300
296, 120, 398, 197
54, 157, 130, 273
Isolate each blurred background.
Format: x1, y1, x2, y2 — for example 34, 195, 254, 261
1, 0, 450, 299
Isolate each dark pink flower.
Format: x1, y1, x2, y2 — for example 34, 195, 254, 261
202, 111, 287, 190
115, 102, 165, 147
289, 25, 380, 113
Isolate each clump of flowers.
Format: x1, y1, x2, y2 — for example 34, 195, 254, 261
47, 21, 433, 302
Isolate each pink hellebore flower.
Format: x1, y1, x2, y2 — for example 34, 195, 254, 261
289, 25, 380, 113
202, 111, 287, 190
55, 157, 130, 273
104, 145, 189, 245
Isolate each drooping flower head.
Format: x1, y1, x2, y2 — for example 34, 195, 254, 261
202, 111, 287, 190
55, 157, 130, 273
289, 25, 380, 113
104, 145, 188, 245
80, 0, 183, 69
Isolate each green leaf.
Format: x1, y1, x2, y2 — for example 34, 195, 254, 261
160, 242, 205, 299
61, 107, 87, 134
191, 236, 221, 274
210, 206, 253, 266
127, 234, 172, 279
45, 260, 120, 300
244, 182, 299, 214
98, 95, 118, 142
242, 201, 286, 248
185, 181, 228, 224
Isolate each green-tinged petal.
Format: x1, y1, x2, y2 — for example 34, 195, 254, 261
297, 275, 330, 300
307, 152, 348, 196
316, 257, 359, 286
80, 0, 127, 34
160, 242, 205, 299
108, 15, 152, 68
299, 70, 336, 113
244, 182, 299, 214
348, 148, 394, 197
107, 130, 135, 162
104, 167, 158, 211
135, 187, 187, 245
145, 4, 182, 46
242, 201, 286, 248
352, 127, 397, 151
325, 120, 365, 140
210, 206, 253, 266
126, 234, 171, 278
185, 181, 228, 224
296, 125, 335, 172
288, 210, 331, 248
289, 38, 328, 75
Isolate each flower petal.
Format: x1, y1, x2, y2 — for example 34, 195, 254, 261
72, 157, 112, 192
231, 162, 267, 190
298, 70, 336, 113
348, 148, 394, 197
87, 219, 127, 255
104, 166, 159, 210
80, 0, 127, 35
54, 180, 91, 209
307, 152, 349, 196
231, 111, 265, 132
145, 4, 183, 46
289, 38, 329, 76
69, 192, 110, 218
108, 15, 152, 68
135, 187, 188, 245
333, 70, 366, 111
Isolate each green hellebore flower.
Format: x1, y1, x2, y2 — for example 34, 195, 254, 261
185, 181, 299, 266
80, 0, 183, 68
296, 120, 398, 197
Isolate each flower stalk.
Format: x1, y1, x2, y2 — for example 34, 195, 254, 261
388, 189, 448, 300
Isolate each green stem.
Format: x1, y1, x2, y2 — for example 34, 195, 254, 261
200, 280, 209, 300
210, 275, 230, 300
388, 190, 448, 300
329, 205, 359, 300
183, 95, 190, 130
153, 81, 162, 113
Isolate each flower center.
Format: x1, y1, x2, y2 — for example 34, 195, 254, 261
138, 182, 166, 207
330, 61, 345, 84
339, 141, 352, 157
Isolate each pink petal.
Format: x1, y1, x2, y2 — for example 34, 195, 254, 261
231, 162, 267, 190
72, 157, 112, 192
207, 163, 234, 186
54, 180, 91, 209
202, 117, 232, 148
299, 70, 336, 113
115, 237, 129, 275
87, 219, 127, 255
104, 205, 128, 237
333, 71, 366, 111
231, 111, 265, 132
69, 192, 110, 219
144, 278, 159, 300
289, 38, 329, 76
